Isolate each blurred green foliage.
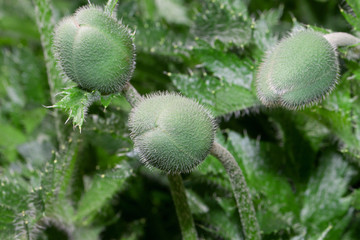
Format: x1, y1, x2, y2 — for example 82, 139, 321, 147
1, 0, 360, 239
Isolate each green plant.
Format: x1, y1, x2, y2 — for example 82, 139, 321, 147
54, 5, 135, 94
129, 93, 216, 173
2, 0, 360, 239
54, 3, 261, 239
256, 30, 360, 109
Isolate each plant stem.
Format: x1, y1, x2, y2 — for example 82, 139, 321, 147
324, 32, 360, 47
210, 142, 261, 240
122, 82, 142, 107
33, 0, 64, 146
168, 174, 198, 240
123, 83, 198, 239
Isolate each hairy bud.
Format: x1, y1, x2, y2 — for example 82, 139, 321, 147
129, 93, 216, 174
54, 6, 135, 94
256, 30, 339, 109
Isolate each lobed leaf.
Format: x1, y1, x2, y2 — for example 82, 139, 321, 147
172, 74, 259, 116
300, 152, 356, 239
52, 87, 101, 131
191, 0, 251, 48
75, 161, 133, 223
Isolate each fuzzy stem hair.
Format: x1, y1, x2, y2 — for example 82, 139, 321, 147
123, 82, 142, 107
168, 174, 198, 240
210, 142, 261, 240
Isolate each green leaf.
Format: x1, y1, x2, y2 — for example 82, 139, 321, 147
300, 152, 356, 238
225, 131, 300, 234
53, 87, 101, 131
352, 189, 360, 210
155, 0, 190, 25
218, 0, 249, 13
252, 7, 283, 53
323, 209, 354, 240
0, 0, 39, 46
75, 161, 133, 224
302, 74, 360, 164
17, 138, 54, 168
33, 0, 65, 94
191, 0, 251, 48
0, 178, 29, 238
171, 74, 259, 116
192, 46, 254, 90
133, 18, 189, 56
0, 120, 27, 162
73, 226, 104, 240
104, 0, 119, 15
100, 94, 117, 109
0, 48, 48, 107
198, 207, 243, 240
269, 110, 317, 182
172, 41, 261, 116
195, 155, 231, 191
186, 189, 209, 215
53, 86, 125, 131
39, 138, 78, 214
341, 0, 360, 30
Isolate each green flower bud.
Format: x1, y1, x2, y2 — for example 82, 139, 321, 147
129, 93, 216, 174
54, 6, 135, 94
256, 30, 339, 109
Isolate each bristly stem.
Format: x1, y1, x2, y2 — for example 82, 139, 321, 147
210, 142, 261, 240
104, 0, 119, 15
33, 0, 65, 146
122, 83, 198, 239
123, 82, 142, 107
324, 32, 360, 47
168, 174, 198, 240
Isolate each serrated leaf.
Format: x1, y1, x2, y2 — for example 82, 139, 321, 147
191, 0, 251, 48
300, 152, 356, 239
192, 46, 254, 89
302, 75, 360, 163
171, 74, 260, 116
341, 0, 360, 30
53, 87, 101, 131
253, 7, 283, 54
225, 131, 300, 234
134, 19, 190, 56
40, 138, 78, 212
0, 179, 29, 238
75, 161, 133, 224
